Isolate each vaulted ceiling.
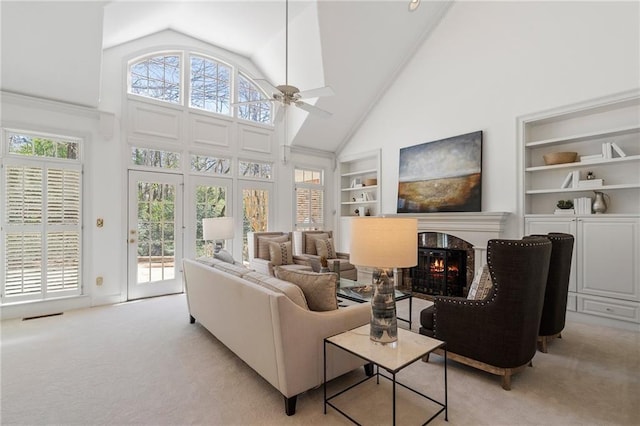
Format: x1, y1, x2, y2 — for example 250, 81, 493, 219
1, 0, 451, 154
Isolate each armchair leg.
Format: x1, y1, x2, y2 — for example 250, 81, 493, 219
537, 336, 548, 353
501, 373, 512, 391
189, 315, 195, 324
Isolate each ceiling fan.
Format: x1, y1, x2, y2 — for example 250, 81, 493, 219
233, 0, 334, 120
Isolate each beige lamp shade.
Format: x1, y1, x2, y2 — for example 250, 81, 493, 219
202, 217, 234, 241
349, 217, 418, 268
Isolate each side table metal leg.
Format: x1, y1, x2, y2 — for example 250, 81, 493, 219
323, 341, 327, 414
392, 371, 397, 426
409, 296, 413, 330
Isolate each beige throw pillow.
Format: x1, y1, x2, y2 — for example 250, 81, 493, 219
467, 264, 493, 300
315, 238, 336, 259
305, 232, 329, 255
274, 267, 338, 312
257, 235, 288, 260
269, 241, 293, 266
243, 271, 309, 310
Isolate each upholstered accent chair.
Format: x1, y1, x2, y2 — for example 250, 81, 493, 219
292, 230, 357, 281
419, 237, 552, 390
247, 231, 312, 276
533, 233, 575, 353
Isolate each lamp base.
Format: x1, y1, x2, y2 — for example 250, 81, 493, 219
370, 268, 397, 344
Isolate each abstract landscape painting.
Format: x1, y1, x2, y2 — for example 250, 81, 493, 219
397, 131, 482, 213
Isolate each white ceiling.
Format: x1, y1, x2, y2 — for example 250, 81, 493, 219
2, 0, 452, 154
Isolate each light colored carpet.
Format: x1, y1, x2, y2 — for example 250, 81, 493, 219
1, 293, 639, 425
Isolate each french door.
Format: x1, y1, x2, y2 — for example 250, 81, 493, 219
127, 170, 183, 300
238, 180, 273, 263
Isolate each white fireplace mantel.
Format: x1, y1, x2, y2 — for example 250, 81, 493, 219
384, 212, 510, 269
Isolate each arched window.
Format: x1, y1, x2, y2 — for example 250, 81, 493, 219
190, 55, 231, 115
237, 74, 271, 124
129, 54, 181, 104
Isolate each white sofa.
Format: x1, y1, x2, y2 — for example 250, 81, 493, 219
182, 258, 371, 415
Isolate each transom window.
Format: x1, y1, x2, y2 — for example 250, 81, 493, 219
128, 52, 273, 125
129, 54, 181, 104
191, 154, 231, 175
190, 55, 231, 115
7, 132, 79, 160
239, 160, 272, 180
131, 147, 181, 170
237, 74, 271, 123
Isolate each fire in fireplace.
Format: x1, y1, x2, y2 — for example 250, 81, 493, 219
411, 248, 467, 297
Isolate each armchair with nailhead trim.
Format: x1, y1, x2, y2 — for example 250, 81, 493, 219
419, 237, 552, 390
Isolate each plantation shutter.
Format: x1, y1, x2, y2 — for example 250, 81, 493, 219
2, 162, 81, 302
295, 187, 324, 229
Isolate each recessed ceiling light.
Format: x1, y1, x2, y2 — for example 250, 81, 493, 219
408, 0, 420, 12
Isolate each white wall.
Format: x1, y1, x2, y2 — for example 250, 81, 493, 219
340, 1, 640, 237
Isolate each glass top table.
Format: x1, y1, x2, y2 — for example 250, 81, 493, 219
337, 278, 413, 329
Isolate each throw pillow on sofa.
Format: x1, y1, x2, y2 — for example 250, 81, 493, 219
274, 267, 338, 312
269, 241, 293, 266
467, 264, 493, 300
315, 238, 336, 260
243, 271, 309, 310
214, 249, 236, 264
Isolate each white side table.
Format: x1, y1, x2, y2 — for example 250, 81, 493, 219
324, 325, 447, 425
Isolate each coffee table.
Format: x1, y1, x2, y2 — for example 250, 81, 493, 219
324, 325, 447, 425
337, 278, 413, 329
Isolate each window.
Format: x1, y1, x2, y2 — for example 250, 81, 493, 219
239, 160, 272, 180
131, 147, 180, 169
129, 54, 181, 103
237, 74, 271, 123
195, 184, 227, 257
294, 168, 324, 230
127, 51, 273, 126
2, 132, 82, 303
191, 154, 231, 175
190, 55, 231, 115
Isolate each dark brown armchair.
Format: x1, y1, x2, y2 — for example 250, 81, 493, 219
419, 237, 552, 390
534, 233, 574, 352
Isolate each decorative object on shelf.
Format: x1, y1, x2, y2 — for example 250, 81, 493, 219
543, 151, 577, 165
350, 177, 362, 188
398, 130, 482, 213
586, 171, 595, 180
363, 178, 377, 186
365, 208, 371, 216
593, 191, 609, 214
203, 216, 235, 255
556, 200, 574, 210
358, 206, 366, 217
349, 217, 418, 344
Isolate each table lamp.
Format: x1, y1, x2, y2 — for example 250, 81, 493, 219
202, 217, 234, 254
350, 217, 418, 344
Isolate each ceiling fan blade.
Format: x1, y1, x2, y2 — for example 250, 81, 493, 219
297, 86, 335, 100
254, 79, 283, 96
294, 101, 332, 118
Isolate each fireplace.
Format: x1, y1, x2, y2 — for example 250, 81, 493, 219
407, 232, 473, 297
412, 247, 467, 296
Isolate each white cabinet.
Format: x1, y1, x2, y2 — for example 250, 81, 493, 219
525, 216, 640, 323
521, 90, 640, 325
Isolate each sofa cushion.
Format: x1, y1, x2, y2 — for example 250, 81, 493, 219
269, 241, 293, 266
304, 232, 329, 255
467, 264, 493, 300
243, 271, 309, 310
315, 238, 336, 259
257, 235, 289, 260
274, 267, 338, 312
326, 258, 355, 272
195, 256, 224, 267
213, 262, 253, 277
214, 249, 236, 264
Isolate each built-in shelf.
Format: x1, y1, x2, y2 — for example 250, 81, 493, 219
525, 155, 640, 172
525, 124, 640, 148
340, 168, 378, 178
526, 183, 640, 195
341, 185, 378, 192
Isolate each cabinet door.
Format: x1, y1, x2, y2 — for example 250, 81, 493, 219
525, 218, 577, 293
578, 218, 639, 301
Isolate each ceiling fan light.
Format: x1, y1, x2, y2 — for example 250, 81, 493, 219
408, 0, 420, 12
